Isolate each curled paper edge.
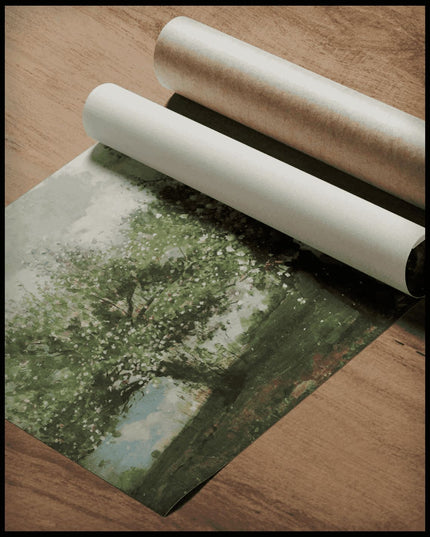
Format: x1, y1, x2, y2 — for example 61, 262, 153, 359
83, 83, 425, 297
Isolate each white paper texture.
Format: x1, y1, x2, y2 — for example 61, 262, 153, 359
83, 83, 424, 296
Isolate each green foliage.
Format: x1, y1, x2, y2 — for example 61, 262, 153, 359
5, 175, 296, 461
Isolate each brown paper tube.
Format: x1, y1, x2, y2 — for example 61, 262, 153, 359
154, 16, 425, 209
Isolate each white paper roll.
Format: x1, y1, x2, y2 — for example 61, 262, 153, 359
154, 16, 425, 209
83, 83, 424, 296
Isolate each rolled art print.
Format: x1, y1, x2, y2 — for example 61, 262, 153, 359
5, 144, 417, 514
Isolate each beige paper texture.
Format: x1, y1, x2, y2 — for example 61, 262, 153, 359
154, 16, 425, 209
83, 83, 424, 296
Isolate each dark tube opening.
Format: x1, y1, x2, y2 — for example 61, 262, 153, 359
405, 240, 425, 297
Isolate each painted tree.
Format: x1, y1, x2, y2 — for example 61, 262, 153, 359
5, 177, 299, 461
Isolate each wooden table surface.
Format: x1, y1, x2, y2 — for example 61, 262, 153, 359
5, 6, 425, 531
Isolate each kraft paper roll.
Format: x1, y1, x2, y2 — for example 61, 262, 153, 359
154, 16, 425, 209
83, 83, 424, 296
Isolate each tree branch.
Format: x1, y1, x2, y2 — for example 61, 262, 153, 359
90, 292, 128, 316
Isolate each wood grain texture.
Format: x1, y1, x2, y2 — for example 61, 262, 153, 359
5, 5, 425, 531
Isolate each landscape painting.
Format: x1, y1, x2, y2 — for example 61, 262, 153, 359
5, 144, 414, 515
